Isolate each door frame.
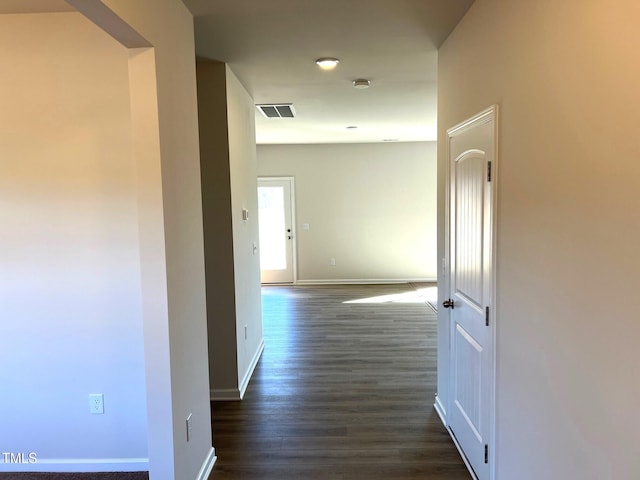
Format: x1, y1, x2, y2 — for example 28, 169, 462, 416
257, 176, 297, 284
443, 105, 498, 480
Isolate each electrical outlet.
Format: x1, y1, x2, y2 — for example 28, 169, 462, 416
89, 394, 104, 414
186, 413, 193, 442
330, 258, 336, 266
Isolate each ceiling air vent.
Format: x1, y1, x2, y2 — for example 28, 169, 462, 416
256, 103, 295, 119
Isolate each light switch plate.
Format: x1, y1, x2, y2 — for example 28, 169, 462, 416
186, 413, 193, 442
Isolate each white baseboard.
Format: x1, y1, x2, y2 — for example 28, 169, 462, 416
210, 339, 265, 401
0, 457, 148, 473
295, 278, 436, 285
239, 339, 265, 399
434, 395, 447, 425
210, 387, 241, 401
195, 447, 216, 480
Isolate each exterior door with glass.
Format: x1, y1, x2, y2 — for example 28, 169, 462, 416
258, 177, 295, 283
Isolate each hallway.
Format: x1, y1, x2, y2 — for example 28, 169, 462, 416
210, 284, 469, 479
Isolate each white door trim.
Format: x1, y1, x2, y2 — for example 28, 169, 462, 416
444, 105, 498, 480
258, 176, 297, 283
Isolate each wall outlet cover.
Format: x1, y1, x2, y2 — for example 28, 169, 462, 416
89, 393, 104, 414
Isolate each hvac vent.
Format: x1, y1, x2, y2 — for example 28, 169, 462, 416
256, 104, 295, 118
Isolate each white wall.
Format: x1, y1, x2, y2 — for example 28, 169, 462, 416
257, 142, 437, 282
226, 66, 264, 394
0, 12, 147, 471
0, 2, 215, 478
197, 61, 264, 400
197, 61, 239, 396
437, 1, 640, 478
100, 1, 215, 478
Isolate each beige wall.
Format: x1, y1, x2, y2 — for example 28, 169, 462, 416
225, 66, 264, 393
72, 0, 214, 478
257, 142, 437, 282
0, 12, 147, 470
197, 61, 264, 400
197, 61, 239, 394
438, 1, 640, 478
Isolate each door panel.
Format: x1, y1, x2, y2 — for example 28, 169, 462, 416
455, 154, 485, 308
454, 323, 483, 439
447, 108, 496, 480
258, 177, 294, 283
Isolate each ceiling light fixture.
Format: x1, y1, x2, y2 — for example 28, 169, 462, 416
315, 57, 340, 70
353, 79, 371, 89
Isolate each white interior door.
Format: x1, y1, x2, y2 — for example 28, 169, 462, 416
446, 107, 496, 480
258, 177, 295, 284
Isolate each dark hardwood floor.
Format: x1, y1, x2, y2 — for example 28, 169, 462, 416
209, 284, 469, 480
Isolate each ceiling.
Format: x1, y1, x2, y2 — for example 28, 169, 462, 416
0, 0, 73, 14
184, 0, 474, 144
4, 0, 474, 145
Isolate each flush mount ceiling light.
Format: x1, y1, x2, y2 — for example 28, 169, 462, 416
353, 79, 371, 89
315, 57, 340, 70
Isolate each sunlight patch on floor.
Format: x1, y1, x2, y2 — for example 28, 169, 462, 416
344, 286, 438, 304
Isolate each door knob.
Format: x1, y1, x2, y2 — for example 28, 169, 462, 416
442, 299, 455, 309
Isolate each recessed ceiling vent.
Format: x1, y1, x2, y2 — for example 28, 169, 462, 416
256, 104, 295, 119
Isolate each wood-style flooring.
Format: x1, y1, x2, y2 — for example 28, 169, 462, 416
209, 284, 469, 480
